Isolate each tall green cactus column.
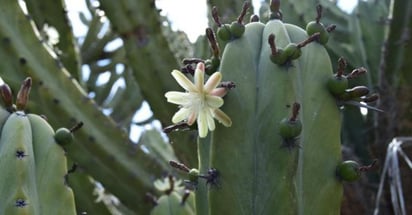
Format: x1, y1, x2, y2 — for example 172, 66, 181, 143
164, 2, 345, 215
208, 10, 343, 215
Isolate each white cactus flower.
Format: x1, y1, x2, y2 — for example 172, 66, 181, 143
165, 62, 232, 138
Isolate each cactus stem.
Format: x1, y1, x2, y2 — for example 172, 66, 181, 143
289, 102, 301, 122
269, 0, 282, 20
16, 77, 32, 111
0, 83, 13, 111
169, 160, 191, 173
281, 138, 301, 151
212, 6, 222, 27
269, 0, 281, 14
180, 189, 191, 205
347, 67, 367, 79
163, 122, 191, 134
315, 4, 323, 23
359, 159, 377, 172
361, 93, 379, 103
236, 2, 250, 24
326, 24, 336, 33
64, 163, 78, 186
145, 192, 158, 206
206, 28, 220, 58
165, 175, 174, 195
268, 34, 279, 56
297, 32, 321, 48
336, 57, 347, 77
69, 121, 84, 133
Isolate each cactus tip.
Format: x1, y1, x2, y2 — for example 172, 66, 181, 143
16, 77, 32, 111
0, 83, 13, 110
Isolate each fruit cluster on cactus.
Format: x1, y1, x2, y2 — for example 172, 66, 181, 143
163, 1, 380, 214
0, 78, 78, 215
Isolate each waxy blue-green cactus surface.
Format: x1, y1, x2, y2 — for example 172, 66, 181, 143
198, 19, 343, 215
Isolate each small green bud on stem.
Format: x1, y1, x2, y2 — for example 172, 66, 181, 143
268, 34, 287, 65
336, 159, 377, 182
279, 102, 302, 149
315, 4, 323, 23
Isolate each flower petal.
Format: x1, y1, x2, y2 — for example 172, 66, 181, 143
205, 95, 224, 108
165, 91, 191, 106
213, 109, 232, 127
194, 63, 205, 91
171, 70, 197, 92
206, 109, 216, 131
197, 109, 208, 138
172, 108, 191, 123
204, 72, 222, 93
187, 111, 197, 125
210, 87, 228, 97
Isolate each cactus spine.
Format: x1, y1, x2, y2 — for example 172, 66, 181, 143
0, 78, 76, 215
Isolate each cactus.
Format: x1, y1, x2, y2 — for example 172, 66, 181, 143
208, 17, 343, 215
164, 2, 356, 214
0, 78, 76, 215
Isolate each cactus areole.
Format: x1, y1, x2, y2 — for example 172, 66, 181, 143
165, 3, 345, 214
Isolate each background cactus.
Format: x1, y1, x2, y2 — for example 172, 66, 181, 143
0, 0, 411, 214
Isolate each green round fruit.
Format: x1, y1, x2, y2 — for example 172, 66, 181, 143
319, 31, 329, 45
279, 118, 302, 139
306, 21, 324, 35
336, 160, 361, 182
327, 75, 348, 96
188, 168, 200, 182
306, 21, 329, 44
54, 127, 74, 146
217, 24, 232, 41
283, 43, 301, 60
269, 48, 288, 65
230, 22, 245, 38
